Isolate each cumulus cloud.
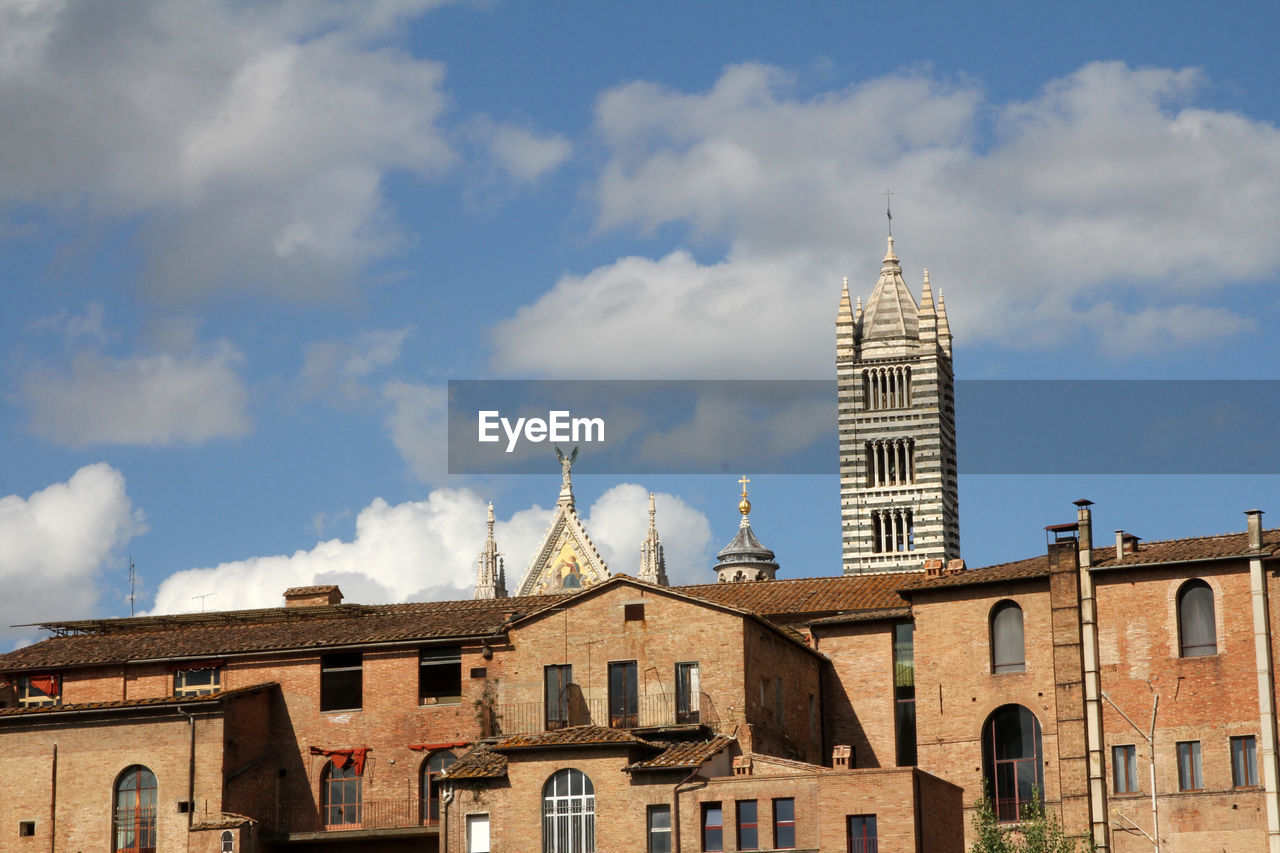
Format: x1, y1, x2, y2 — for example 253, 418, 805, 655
383, 380, 449, 481
0, 464, 145, 644
0, 0, 455, 299
148, 484, 713, 613
492, 62, 1280, 375
20, 334, 251, 448
480, 119, 573, 183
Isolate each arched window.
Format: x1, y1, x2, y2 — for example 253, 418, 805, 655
1178, 580, 1217, 657
220, 830, 234, 852
113, 765, 157, 853
422, 750, 456, 824
542, 768, 595, 853
990, 601, 1026, 673
982, 705, 1044, 823
322, 761, 362, 828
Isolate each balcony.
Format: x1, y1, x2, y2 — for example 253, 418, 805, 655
271, 798, 437, 839
480, 691, 720, 738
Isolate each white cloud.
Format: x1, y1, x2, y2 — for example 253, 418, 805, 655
492, 62, 1280, 374
21, 338, 251, 448
383, 380, 448, 481
0, 1, 455, 299
482, 120, 572, 183
148, 484, 712, 613
0, 464, 145, 644
301, 326, 413, 401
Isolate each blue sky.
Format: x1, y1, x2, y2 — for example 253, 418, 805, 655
4, 0, 1280, 644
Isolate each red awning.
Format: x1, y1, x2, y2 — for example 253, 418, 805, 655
309, 746, 369, 774
29, 675, 59, 698
409, 740, 470, 752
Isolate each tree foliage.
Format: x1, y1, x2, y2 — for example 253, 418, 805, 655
970, 789, 1093, 853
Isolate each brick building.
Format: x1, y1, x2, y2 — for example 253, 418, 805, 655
1, 238, 1276, 852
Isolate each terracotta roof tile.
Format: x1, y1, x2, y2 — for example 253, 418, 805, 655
0, 682, 275, 718
676, 573, 925, 617
492, 725, 653, 750
282, 585, 340, 596
443, 745, 508, 780
0, 596, 568, 671
627, 736, 734, 770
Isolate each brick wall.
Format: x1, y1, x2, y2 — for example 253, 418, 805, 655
812, 620, 898, 768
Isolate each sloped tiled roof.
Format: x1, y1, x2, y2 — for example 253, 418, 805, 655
906, 527, 1280, 594
0, 682, 275, 718
0, 596, 567, 671
443, 745, 508, 780
626, 735, 734, 770
282, 585, 340, 596
678, 573, 925, 617
492, 725, 652, 751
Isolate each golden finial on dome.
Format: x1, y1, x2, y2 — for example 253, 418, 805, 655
737, 475, 751, 516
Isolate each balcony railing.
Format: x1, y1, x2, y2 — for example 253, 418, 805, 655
275, 798, 430, 834
481, 691, 719, 738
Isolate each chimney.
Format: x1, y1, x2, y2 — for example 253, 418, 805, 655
946, 558, 966, 575
283, 585, 344, 608
1074, 499, 1093, 568
832, 745, 852, 769
1247, 509, 1264, 551
732, 756, 752, 776
924, 558, 944, 578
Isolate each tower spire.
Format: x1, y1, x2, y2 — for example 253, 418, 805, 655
474, 501, 508, 599
638, 492, 669, 586
715, 476, 779, 583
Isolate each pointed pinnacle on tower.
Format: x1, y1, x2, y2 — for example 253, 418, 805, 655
474, 500, 508, 599
638, 491, 669, 586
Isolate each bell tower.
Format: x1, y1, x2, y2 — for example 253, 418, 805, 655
836, 234, 959, 573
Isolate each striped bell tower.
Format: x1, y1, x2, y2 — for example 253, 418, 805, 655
836, 235, 959, 573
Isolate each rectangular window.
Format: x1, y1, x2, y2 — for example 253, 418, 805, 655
17, 675, 60, 707
319, 652, 363, 711
894, 622, 917, 766
466, 813, 490, 853
736, 800, 758, 850
1177, 740, 1203, 791
702, 802, 723, 851
420, 647, 462, 705
1232, 736, 1259, 787
773, 798, 796, 849
174, 667, 220, 697
609, 660, 639, 728
676, 662, 701, 724
625, 602, 645, 621
545, 665, 572, 730
847, 814, 877, 853
1112, 744, 1138, 794
647, 804, 672, 853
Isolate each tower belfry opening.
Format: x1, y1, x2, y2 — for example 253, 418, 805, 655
836, 232, 959, 573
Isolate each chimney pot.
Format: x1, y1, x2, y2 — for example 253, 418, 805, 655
1115, 530, 1124, 561
832, 745, 852, 769
283, 585, 343, 607
1246, 509, 1264, 551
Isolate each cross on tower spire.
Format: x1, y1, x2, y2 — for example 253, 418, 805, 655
884, 188, 894, 236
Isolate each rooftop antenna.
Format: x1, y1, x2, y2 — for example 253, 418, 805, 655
191, 592, 216, 612
884, 188, 894, 237
127, 555, 136, 617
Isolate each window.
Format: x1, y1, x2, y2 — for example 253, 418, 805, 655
736, 800, 758, 850
542, 769, 594, 853
871, 508, 914, 553
773, 798, 796, 849
1177, 740, 1202, 791
545, 665, 572, 730
991, 601, 1026, 673
608, 661, 638, 728
1112, 745, 1138, 794
1232, 736, 1258, 787
174, 667, 220, 697
894, 622, 917, 766
220, 829, 234, 852
847, 815, 877, 853
322, 761, 362, 826
675, 662, 700, 724
420, 647, 462, 705
320, 652, 362, 711
18, 674, 60, 707
19, 821, 35, 837
422, 751, 456, 824
1178, 580, 1217, 657
113, 765, 157, 853
647, 805, 672, 853
982, 704, 1045, 822
467, 814, 491, 853
625, 603, 645, 621
702, 803, 723, 851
